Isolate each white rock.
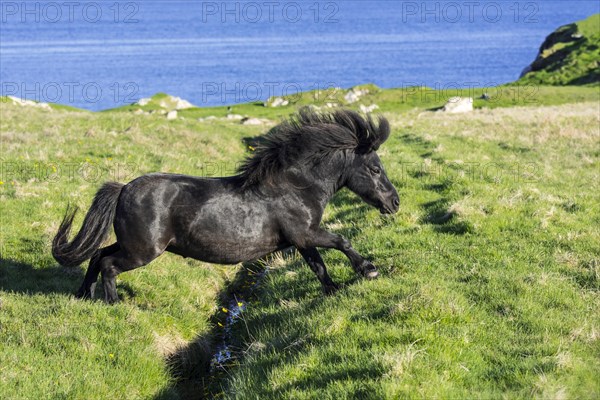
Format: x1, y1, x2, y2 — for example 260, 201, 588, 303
441, 97, 473, 113
158, 95, 195, 110
7, 96, 52, 110
166, 110, 178, 120
227, 114, 244, 120
344, 91, 360, 104
359, 104, 379, 113
242, 117, 265, 125
344, 88, 369, 104
133, 109, 144, 115
265, 97, 289, 107
137, 98, 151, 106
174, 97, 195, 110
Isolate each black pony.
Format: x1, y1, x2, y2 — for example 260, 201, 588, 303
52, 108, 399, 303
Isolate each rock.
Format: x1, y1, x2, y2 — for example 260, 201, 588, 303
173, 97, 195, 110
241, 117, 265, 125
326, 103, 338, 108
264, 97, 289, 107
166, 110, 178, 120
344, 88, 369, 104
441, 97, 473, 113
226, 114, 244, 120
136, 94, 195, 110
158, 95, 195, 110
133, 109, 144, 115
359, 104, 379, 113
7, 96, 52, 111
479, 93, 491, 100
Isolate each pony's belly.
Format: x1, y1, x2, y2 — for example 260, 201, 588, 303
167, 239, 282, 264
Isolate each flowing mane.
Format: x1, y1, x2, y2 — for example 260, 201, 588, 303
236, 107, 390, 188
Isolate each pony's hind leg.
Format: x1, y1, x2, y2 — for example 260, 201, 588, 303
76, 243, 120, 299
99, 249, 161, 304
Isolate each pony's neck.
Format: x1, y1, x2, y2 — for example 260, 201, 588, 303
305, 151, 350, 206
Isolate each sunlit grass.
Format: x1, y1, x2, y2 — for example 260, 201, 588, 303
1, 95, 599, 399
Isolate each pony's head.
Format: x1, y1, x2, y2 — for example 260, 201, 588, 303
339, 112, 399, 214
345, 147, 399, 215
237, 107, 399, 214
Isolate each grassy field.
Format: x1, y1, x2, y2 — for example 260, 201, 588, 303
0, 86, 599, 399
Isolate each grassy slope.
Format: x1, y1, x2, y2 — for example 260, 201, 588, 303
220, 102, 600, 399
1, 89, 599, 399
517, 13, 600, 86
0, 104, 270, 398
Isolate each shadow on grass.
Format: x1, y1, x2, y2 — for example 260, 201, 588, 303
160, 253, 391, 398
153, 253, 360, 399
0, 258, 83, 296
153, 260, 274, 400
420, 198, 474, 235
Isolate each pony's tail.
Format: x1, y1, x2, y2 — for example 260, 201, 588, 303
52, 182, 124, 267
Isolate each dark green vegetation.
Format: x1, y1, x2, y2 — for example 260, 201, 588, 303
518, 13, 600, 86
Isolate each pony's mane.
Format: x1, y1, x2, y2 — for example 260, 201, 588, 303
236, 107, 390, 188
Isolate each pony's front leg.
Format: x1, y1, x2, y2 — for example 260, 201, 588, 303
302, 229, 379, 279
298, 247, 339, 295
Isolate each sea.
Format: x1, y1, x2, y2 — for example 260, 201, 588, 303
0, 0, 598, 110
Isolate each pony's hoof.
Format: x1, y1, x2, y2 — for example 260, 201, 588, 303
75, 283, 96, 300
361, 262, 379, 279
365, 269, 379, 279
323, 283, 339, 295
103, 293, 120, 304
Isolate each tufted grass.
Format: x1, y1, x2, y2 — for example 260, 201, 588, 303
1, 90, 599, 399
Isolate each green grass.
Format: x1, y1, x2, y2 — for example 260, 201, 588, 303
0, 104, 257, 398
1, 87, 599, 399
220, 103, 600, 399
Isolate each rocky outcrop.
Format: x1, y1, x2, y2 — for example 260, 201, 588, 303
6, 96, 52, 111
441, 97, 473, 113
135, 94, 196, 110
344, 87, 369, 104
518, 14, 599, 85
264, 97, 289, 107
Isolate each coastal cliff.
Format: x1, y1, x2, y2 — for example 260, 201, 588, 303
519, 13, 600, 85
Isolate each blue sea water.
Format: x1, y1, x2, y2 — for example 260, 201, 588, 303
0, 0, 598, 110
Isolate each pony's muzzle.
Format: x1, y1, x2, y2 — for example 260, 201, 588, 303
381, 193, 400, 214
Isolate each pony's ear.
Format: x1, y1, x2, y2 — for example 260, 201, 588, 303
358, 116, 390, 153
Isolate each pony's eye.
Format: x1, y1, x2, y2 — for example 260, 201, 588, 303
371, 167, 381, 174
